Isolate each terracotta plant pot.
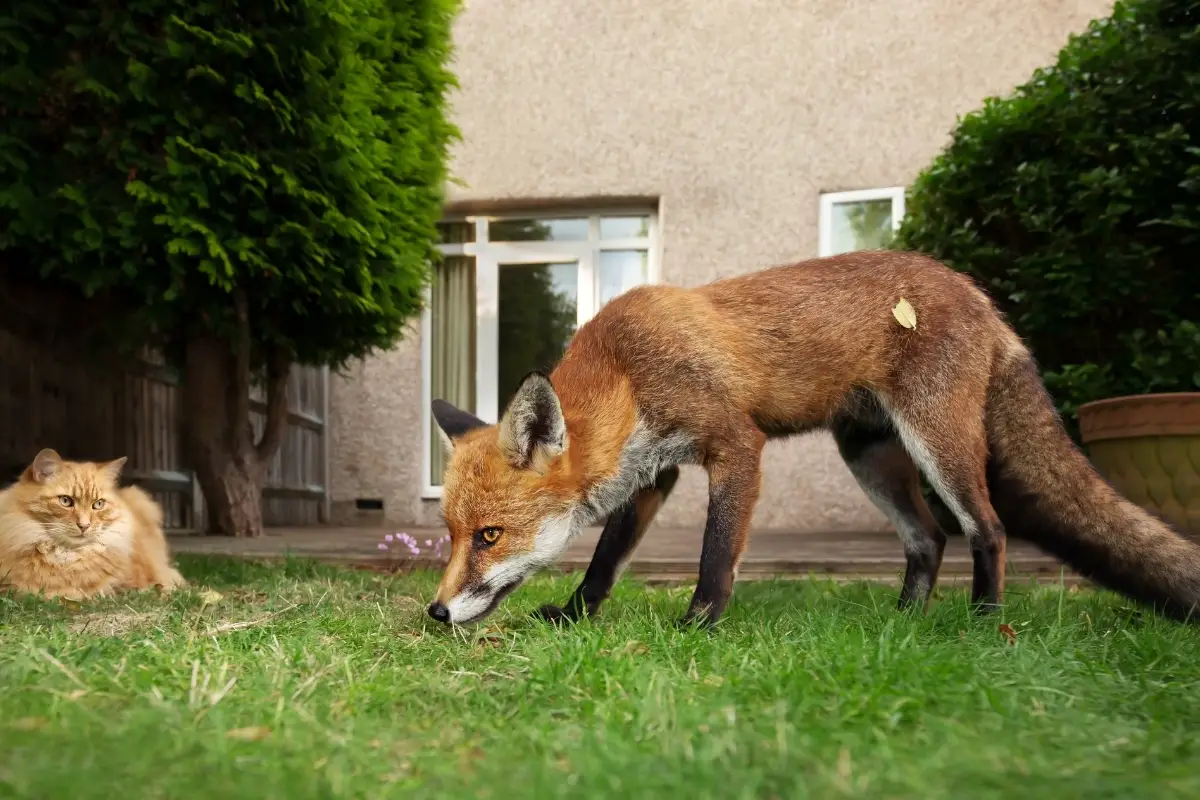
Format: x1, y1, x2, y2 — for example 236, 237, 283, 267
1078, 393, 1200, 537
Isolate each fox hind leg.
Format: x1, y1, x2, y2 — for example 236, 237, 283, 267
536, 467, 680, 625
832, 415, 947, 610
882, 400, 1007, 612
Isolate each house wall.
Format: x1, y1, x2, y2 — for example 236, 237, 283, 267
327, 0, 1113, 531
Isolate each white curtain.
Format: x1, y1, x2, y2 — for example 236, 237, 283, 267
429, 254, 476, 485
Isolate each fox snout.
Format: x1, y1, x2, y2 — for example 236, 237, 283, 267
426, 517, 579, 625
428, 577, 525, 626
427, 601, 450, 623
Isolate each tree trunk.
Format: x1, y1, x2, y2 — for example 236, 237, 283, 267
194, 450, 266, 538
182, 292, 292, 537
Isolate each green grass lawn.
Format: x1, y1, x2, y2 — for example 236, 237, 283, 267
2, 556, 1198, 799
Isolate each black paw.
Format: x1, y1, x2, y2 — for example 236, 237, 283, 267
970, 599, 1001, 616
896, 593, 930, 614
674, 613, 717, 632
534, 604, 575, 625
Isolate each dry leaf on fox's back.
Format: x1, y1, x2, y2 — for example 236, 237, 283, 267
892, 298, 917, 330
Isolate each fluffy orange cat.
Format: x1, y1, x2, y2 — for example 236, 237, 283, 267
0, 449, 186, 600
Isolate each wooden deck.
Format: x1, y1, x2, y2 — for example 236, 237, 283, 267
168, 525, 1082, 586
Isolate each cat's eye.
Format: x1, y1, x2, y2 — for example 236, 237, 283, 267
92, 499, 106, 510
478, 527, 503, 546
57, 495, 73, 508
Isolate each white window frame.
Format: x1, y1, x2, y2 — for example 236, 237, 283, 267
420, 208, 661, 499
818, 186, 906, 258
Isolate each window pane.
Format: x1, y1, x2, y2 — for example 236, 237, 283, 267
600, 216, 650, 239
829, 198, 896, 255
436, 221, 475, 244
598, 250, 648, 307
429, 256, 476, 485
488, 217, 588, 242
498, 262, 578, 413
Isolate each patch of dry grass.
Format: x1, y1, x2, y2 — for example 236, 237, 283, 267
66, 608, 164, 637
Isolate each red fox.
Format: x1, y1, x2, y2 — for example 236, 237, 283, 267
427, 250, 1200, 628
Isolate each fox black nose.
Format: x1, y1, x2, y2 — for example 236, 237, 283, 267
427, 602, 450, 623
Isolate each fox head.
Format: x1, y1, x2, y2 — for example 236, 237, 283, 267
427, 372, 583, 625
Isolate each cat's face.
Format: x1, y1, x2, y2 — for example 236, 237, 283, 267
19, 449, 128, 546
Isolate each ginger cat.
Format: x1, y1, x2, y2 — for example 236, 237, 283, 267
0, 449, 186, 601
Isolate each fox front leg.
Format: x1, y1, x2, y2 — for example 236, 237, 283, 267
536, 467, 679, 625
679, 433, 764, 629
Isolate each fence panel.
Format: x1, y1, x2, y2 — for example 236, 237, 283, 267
0, 277, 328, 532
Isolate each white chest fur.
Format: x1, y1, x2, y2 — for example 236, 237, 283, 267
582, 421, 698, 521
36, 539, 108, 565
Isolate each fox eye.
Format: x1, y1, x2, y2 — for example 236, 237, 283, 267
58, 495, 73, 507
92, 499, 106, 510
477, 527, 503, 546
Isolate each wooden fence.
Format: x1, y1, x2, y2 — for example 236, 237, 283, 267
0, 274, 328, 533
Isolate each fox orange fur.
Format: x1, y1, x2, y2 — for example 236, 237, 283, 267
428, 250, 1200, 628
0, 449, 186, 601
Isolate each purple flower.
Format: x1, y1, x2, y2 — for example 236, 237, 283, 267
425, 539, 432, 546
385, 533, 394, 543
377, 543, 388, 551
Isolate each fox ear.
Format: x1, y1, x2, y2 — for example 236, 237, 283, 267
431, 399, 488, 454
498, 372, 567, 471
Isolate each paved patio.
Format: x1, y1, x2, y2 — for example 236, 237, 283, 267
169, 525, 1082, 586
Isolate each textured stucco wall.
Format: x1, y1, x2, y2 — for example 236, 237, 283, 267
328, 0, 1113, 531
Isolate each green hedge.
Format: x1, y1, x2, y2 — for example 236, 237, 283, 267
0, 0, 460, 367
895, 0, 1200, 434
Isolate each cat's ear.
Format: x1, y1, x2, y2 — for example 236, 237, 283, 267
99, 456, 128, 484
24, 449, 63, 484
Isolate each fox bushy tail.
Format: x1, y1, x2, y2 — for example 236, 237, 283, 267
984, 351, 1200, 621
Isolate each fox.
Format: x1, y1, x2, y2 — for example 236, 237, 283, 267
426, 249, 1200, 628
